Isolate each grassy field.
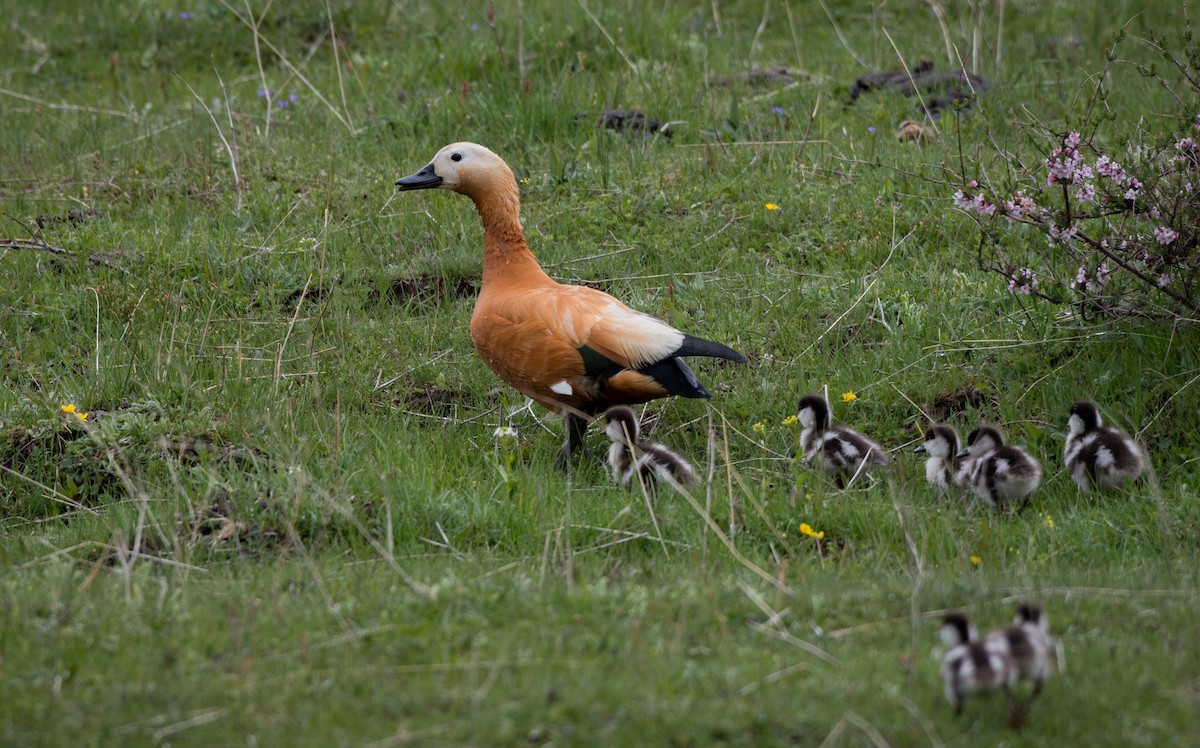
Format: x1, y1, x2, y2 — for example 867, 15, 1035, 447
2, 0, 1198, 745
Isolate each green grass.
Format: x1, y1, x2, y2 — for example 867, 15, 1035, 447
2, 0, 1199, 745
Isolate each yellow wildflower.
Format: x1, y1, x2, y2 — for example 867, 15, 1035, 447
519, 177, 530, 186
752, 421, 766, 433
799, 523, 825, 539
781, 414, 798, 426
841, 391, 858, 403
765, 202, 780, 211
61, 403, 88, 422
970, 555, 982, 566
1044, 515, 1055, 529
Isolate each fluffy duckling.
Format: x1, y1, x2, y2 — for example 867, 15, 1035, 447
604, 406, 697, 491
396, 143, 746, 464
955, 426, 1042, 509
986, 603, 1052, 697
1064, 400, 1145, 492
940, 612, 1017, 716
797, 395, 889, 485
913, 424, 960, 492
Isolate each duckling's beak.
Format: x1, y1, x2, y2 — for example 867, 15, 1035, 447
955, 448, 970, 459
913, 444, 927, 454
395, 163, 443, 191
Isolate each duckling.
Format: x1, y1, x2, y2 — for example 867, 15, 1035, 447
986, 602, 1052, 697
797, 395, 889, 486
396, 143, 746, 465
940, 612, 1017, 716
604, 406, 697, 491
913, 423, 961, 492
1064, 400, 1145, 492
955, 426, 1042, 509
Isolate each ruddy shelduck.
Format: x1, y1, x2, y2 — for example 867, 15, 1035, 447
913, 423, 961, 493
986, 603, 1052, 698
603, 406, 697, 491
395, 143, 745, 462
796, 394, 889, 486
1064, 401, 1145, 492
956, 426, 1042, 510
940, 611, 1018, 717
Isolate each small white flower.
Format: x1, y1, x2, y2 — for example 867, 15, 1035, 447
493, 426, 519, 439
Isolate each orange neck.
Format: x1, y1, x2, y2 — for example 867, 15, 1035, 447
469, 183, 552, 287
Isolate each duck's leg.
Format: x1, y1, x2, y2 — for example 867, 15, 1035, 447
555, 413, 589, 469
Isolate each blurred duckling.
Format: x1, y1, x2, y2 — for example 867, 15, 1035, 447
797, 394, 889, 486
604, 406, 697, 491
940, 612, 1017, 716
1065, 400, 1145, 492
987, 602, 1053, 698
914, 424, 961, 492
956, 426, 1042, 509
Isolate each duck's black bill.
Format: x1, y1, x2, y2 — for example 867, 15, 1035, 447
395, 164, 442, 191
955, 449, 970, 459
913, 444, 927, 454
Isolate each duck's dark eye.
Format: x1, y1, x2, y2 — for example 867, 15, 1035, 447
451, 152, 463, 162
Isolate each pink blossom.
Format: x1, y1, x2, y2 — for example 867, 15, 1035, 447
1064, 132, 1081, 149
1154, 226, 1178, 245
1158, 273, 1175, 287
1076, 266, 1087, 286
973, 194, 997, 216
952, 190, 973, 210
1049, 224, 1077, 245
1095, 155, 1127, 184
1075, 183, 1096, 203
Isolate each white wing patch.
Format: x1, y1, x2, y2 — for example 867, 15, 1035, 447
550, 380, 574, 396
596, 301, 685, 367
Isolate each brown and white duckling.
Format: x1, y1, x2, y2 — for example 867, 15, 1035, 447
986, 602, 1052, 697
955, 426, 1042, 509
913, 424, 961, 492
1065, 401, 1145, 492
604, 406, 697, 491
797, 394, 889, 485
940, 612, 1017, 716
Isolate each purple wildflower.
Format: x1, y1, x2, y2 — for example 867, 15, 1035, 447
180, 12, 192, 20
771, 106, 784, 115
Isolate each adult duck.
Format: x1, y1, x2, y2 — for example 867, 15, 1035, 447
395, 143, 745, 462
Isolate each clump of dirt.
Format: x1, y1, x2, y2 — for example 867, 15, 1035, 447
368, 273, 478, 305
706, 66, 807, 87
177, 492, 284, 554
579, 109, 671, 139
403, 384, 476, 416
279, 283, 333, 314
848, 60, 989, 116
929, 384, 994, 423
154, 434, 268, 467
35, 207, 104, 230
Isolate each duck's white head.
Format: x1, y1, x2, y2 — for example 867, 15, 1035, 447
1015, 602, 1048, 633
915, 424, 959, 458
940, 612, 975, 647
958, 425, 1004, 458
395, 142, 516, 200
797, 395, 830, 430
605, 406, 640, 446
1067, 400, 1102, 437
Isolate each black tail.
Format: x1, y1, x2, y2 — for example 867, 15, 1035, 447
675, 334, 746, 363
638, 358, 713, 399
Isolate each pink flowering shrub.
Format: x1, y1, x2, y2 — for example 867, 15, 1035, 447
950, 37, 1200, 321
